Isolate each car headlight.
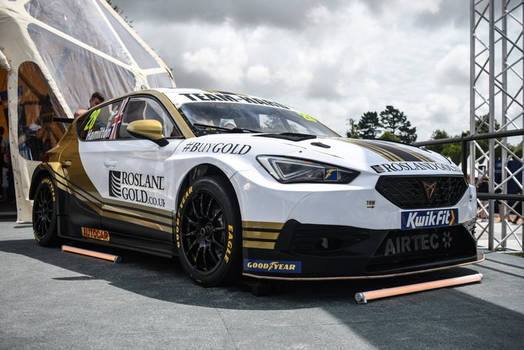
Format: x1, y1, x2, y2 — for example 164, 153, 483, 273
257, 156, 359, 184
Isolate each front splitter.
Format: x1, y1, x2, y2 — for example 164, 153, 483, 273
242, 252, 485, 281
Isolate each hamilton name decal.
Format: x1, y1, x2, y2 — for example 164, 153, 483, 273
182, 142, 252, 155
109, 170, 166, 207
371, 161, 461, 174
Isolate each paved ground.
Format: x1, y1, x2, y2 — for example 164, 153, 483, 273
1, 221, 524, 349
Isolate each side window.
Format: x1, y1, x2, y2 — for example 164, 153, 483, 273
78, 100, 121, 141
118, 97, 177, 139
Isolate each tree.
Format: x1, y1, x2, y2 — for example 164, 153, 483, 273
441, 143, 463, 165
379, 105, 417, 143
426, 129, 467, 165
427, 129, 450, 154
346, 118, 360, 138
357, 112, 381, 139
379, 131, 401, 142
346, 106, 418, 142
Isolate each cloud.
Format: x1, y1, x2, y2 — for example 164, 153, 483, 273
246, 65, 271, 86
436, 44, 469, 86
111, 0, 345, 30
112, 0, 471, 140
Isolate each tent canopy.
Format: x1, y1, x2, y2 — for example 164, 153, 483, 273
0, 0, 176, 221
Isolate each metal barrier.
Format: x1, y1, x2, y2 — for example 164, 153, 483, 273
414, 128, 524, 252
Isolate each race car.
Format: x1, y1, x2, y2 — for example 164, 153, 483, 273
30, 88, 483, 286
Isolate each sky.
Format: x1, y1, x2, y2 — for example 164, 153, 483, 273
111, 0, 471, 141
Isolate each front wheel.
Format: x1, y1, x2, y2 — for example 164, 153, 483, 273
175, 176, 242, 286
32, 177, 59, 246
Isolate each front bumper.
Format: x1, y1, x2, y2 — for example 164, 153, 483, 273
242, 221, 481, 279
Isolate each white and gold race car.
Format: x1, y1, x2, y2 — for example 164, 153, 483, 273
30, 88, 483, 285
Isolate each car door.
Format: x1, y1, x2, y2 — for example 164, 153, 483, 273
59, 99, 124, 237
82, 95, 183, 249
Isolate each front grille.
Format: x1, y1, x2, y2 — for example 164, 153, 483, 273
376, 175, 468, 209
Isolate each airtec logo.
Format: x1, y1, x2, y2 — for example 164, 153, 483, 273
383, 231, 454, 256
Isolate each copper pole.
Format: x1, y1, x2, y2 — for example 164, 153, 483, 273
62, 245, 121, 263
355, 273, 483, 304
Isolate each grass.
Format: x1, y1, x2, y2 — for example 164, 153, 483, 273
507, 252, 524, 258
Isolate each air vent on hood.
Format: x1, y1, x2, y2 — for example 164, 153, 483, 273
256, 133, 317, 141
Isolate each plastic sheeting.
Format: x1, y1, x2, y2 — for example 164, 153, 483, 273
26, 0, 131, 65
28, 24, 137, 112
17, 62, 66, 161
24, 0, 174, 110
0, 0, 176, 222
97, 2, 160, 70
147, 73, 174, 89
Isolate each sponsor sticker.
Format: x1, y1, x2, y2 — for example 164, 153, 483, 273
297, 112, 318, 123
371, 162, 461, 173
181, 142, 252, 155
84, 108, 101, 131
109, 170, 166, 208
383, 231, 453, 256
176, 92, 290, 110
323, 168, 339, 181
81, 227, 110, 242
243, 259, 302, 274
401, 208, 458, 231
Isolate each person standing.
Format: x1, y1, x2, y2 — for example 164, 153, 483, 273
74, 91, 105, 118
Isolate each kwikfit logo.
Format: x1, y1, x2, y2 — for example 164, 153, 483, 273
401, 209, 458, 230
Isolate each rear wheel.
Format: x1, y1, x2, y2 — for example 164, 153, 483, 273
32, 177, 59, 246
176, 176, 241, 286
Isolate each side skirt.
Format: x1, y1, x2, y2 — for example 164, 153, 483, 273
56, 188, 176, 259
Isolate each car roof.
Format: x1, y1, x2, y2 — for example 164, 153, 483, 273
153, 88, 292, 111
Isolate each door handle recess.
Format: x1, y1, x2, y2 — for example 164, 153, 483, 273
104, 160, 118, 168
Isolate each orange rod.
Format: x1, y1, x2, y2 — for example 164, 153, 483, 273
355, 273, 483, 304
62, 245, 121, 263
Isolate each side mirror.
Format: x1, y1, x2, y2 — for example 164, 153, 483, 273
127, 120, 168, 146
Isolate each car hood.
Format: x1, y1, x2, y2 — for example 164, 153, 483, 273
179, 133, 462, 176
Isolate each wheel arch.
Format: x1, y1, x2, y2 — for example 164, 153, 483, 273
29, 165, 54, 200
175, 163, 242, 220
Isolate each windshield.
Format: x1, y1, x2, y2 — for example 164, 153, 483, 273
178, 102, 339, 137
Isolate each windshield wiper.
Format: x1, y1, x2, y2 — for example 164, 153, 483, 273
192, 123, 259, 133
279, 132, 316, 138
255, 132, 317, 141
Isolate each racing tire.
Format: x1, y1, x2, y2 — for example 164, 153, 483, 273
176, 176, 242, 286
32, 177, 59, 246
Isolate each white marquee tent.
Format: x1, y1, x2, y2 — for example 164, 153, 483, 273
0, 0, 175, 222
